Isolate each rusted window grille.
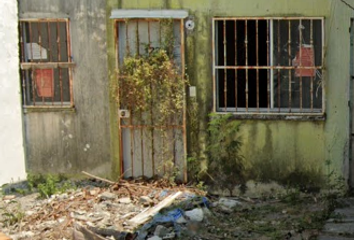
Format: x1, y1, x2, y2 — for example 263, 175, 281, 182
212, 17, 324, 114
19, 19, 75, 108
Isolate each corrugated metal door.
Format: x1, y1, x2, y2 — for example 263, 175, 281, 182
115, 19, 187, 182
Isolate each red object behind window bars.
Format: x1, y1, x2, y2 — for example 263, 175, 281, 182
34, 69, 54, 98
293, 45, 316, 78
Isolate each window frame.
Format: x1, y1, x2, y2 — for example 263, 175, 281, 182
212, 17, 325, 117
19, 18, 75, 110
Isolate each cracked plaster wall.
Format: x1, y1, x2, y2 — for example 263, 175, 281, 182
19, 0, 111, 178
106, 0, 354, 185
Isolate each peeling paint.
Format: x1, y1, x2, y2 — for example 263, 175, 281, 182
21, 0, 111, 178
107, 0, 354, 184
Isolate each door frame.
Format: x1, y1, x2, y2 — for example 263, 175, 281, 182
113, 18, 188, 182
349, 18, 354, 188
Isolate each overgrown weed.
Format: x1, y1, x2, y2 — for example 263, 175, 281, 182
3, 173, 77, 198
206, 113, 245, 195
0, 200, 24, 227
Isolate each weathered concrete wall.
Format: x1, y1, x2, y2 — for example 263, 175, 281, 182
0, 0, 27, 185
19, 0, 111, 178
107, 0, 354, 185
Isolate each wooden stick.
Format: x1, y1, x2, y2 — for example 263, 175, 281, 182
82, 171, 156, 190
81, 171, 116, 185
128, 191, 182, 226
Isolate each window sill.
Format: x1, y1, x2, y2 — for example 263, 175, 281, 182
214, 112, 326, 121
23, 106, 76, 113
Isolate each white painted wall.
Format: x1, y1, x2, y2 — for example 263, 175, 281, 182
0, 0, 26, 185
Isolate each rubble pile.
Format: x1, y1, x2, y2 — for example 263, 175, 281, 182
0, 177, 210, 240
0, 177, 331, 240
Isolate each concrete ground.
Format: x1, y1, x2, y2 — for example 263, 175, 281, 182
319, 198, 354, 240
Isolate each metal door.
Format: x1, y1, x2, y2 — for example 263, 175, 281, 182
115, 19, 187, 182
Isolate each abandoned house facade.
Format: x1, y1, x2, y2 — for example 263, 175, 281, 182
7, 0, 354, 188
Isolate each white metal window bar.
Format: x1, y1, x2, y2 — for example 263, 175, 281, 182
212, 17, 325, 115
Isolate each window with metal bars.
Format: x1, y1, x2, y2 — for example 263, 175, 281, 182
19, 19, 75, 108
213, 18, 324, 114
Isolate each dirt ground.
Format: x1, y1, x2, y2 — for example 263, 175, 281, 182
0, 178, 333, 240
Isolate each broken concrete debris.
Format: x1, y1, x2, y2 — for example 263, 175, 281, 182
139, 196, 153, 206
175, 215, 187, 224
147, 236, 162, 240
184, 208, 204, 222
0, 174, 209, 240
128, 192, 182, 227
153, 225, 168, 238
0, 173, 337, 240
118, 197, 132, 204
212, 197, 243, 214
99, 191, 117, 201
217, 197, 242, 209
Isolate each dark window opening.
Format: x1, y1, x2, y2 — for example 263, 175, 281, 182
19, 20, 74, 107
217, 20, 268, 109
214, 18, 324, 114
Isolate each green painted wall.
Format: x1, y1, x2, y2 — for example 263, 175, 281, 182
106, 0, 354, 186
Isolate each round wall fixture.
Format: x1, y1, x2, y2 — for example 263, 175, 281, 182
185, 19, 195, 30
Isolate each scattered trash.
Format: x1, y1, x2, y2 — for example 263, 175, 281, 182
218, 197, 242, 209
0, 172, 332, 240
0, 172, 206, 240
129, 192, 182, 227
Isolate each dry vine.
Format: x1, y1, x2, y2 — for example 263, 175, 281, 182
117, 19, 188, 180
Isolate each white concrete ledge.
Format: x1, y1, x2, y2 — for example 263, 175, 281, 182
110, 9, 188, 19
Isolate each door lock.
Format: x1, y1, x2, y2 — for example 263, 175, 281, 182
119, 109, 130, 118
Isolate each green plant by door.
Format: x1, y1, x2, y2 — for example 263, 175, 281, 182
119, 49, 186, 121
206, 113, 245, 195
117, 19, 188, 181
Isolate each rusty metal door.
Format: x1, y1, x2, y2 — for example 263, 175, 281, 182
115, 19, 187, 182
